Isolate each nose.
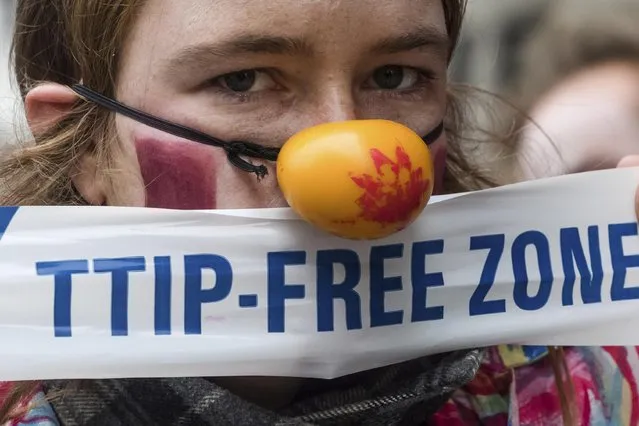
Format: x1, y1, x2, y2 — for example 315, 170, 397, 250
277, 77, 361, 144
304, 83, 358, 126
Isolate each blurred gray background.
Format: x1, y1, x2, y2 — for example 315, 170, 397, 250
0, 0, 16, 141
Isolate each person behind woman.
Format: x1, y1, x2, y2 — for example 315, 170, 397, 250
1, 1, 639, 425
509, 0, 639, 180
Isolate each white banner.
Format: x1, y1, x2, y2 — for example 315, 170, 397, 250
1, 168, 639, 381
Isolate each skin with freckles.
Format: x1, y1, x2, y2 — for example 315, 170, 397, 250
88, 0, 451, 209
67, 0, 451, 408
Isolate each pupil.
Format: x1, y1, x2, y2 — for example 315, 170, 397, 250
223, 71, 256, 92
373, 66, 404, 89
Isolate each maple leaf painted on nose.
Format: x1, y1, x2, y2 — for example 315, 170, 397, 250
350, 145, 430, 227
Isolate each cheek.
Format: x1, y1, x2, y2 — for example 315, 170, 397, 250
430, 141, 447, 195
135, 138, 217, 209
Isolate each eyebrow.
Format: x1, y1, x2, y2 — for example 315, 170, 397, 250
166, 25, 449, 74
166, 35, 314, 74
371, 26, 450, 55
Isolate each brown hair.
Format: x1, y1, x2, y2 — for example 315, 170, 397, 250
3, 0, 142, 206
0, 0, 570, 424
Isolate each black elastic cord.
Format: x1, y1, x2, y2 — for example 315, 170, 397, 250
423, 121, 444, 145
71, 84, 444, 179
72, 84, 275, 179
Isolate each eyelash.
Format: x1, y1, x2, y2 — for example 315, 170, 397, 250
202, 68, 272, 103
206, 66, 438, 104
370, 68, 438, 101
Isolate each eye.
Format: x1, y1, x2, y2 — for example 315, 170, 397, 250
216, 70, 277, 93
369, 65, 420, 90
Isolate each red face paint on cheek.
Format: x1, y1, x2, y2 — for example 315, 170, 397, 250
432, 145, 447, 195
135, 138, 217, 209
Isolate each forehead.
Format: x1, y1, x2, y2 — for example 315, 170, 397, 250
127, 0, 447, 58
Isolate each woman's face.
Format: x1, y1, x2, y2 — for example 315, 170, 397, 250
109, 0, 449, 209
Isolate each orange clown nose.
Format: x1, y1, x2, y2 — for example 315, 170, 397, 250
277, 120, 434, 240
